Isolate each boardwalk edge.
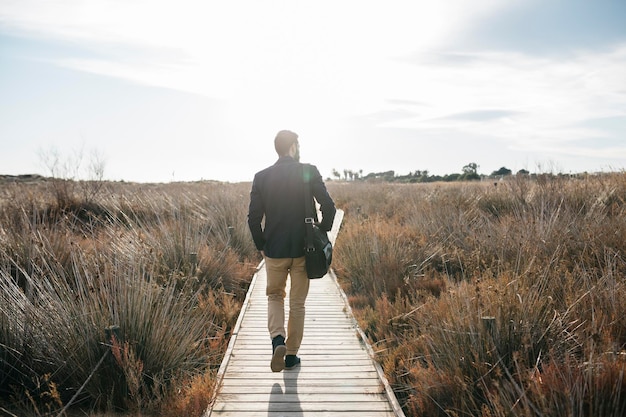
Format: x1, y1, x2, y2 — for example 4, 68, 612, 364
329, 268, 408, 417
204, 260, 264, 417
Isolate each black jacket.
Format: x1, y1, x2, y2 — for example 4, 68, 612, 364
248, 156, 336, 258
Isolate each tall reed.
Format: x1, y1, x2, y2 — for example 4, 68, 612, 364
0, 180, 257, 415
330, 173, 626, 416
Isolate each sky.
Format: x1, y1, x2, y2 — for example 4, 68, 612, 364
1, 0, 625, 183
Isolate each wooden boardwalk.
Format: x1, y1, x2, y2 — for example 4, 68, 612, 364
206, 210, 405, 417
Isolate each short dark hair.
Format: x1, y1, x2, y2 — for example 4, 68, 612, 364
274, 130, 298, 156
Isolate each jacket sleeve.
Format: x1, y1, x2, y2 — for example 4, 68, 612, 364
310, 165, 336, 232
247, 175, 266, 251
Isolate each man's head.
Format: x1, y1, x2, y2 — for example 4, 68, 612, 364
274, 130, 299, 160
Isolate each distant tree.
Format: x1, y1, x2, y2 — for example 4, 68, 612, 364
462, 162, 479, 175
331, 168, 341, 180
461, 162, 480, 180
517, 169, 530, 175
491, 167, 512, 177
444, 173, 461, 182
363, 170, 395, 182
406, 170, 430, 182
38, 145, 107, 208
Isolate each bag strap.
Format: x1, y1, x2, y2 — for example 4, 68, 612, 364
303, 164, 315, 221
303, 164, 316, 252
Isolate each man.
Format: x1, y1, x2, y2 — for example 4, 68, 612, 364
248, 130, 336, 372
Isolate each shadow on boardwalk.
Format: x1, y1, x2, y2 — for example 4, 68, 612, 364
206, 210, 405, 416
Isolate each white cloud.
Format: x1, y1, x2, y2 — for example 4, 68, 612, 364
1, 0, 624, 180
0, 1, 510, 102
380, 46, 626, 156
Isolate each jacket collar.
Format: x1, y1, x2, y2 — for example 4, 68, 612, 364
275, 155, 297, 165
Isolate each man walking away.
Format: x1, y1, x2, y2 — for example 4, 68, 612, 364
247, 130, 336, 372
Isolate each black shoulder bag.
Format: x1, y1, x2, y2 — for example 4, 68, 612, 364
303, 165, 333, 279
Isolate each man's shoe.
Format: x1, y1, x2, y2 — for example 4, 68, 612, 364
285, 355, 301, 370
271, 335, 286, 373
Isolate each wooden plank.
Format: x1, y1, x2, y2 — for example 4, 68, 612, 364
213, 412, 396, 417
217, 393, 388, 403
233, 334, 360, 339
212, 401, 393, 412
229, 355, 370, 362
216, 375, 389, 385
227, 353, 372, 362
229, 339, 363, 345
218, 385, 386, 395
229, 348, 368, 355
235, 333, 361, 340
224, 371, 380, 379
223, 368, 379, 376
236, 328, 357, 334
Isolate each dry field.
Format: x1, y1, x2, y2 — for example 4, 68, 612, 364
330, 173, 626, 416
0, 178, 258, 416
1, 173, 626, 416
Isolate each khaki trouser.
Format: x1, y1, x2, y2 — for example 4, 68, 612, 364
265, 256, 309, 356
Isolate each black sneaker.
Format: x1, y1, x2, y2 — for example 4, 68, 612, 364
285, 355, 301, 370
271, 335, 286, 372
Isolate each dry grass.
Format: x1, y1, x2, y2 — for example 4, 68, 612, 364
329, 173, 626, 417
0, 179, 258, 416
4, 173, 626, 416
